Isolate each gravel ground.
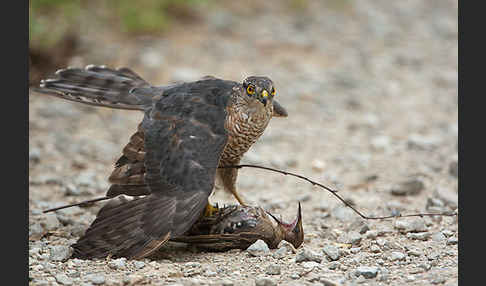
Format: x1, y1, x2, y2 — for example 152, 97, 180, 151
29, 1, 458, 285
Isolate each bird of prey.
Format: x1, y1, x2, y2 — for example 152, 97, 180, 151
33, 65, 288, 259
73, 197, 303, 258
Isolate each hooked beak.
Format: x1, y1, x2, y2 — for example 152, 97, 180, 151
268, 202, 304, 249
260, 90, 269, 106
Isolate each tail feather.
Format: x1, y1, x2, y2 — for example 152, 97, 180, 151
31, 65, 159, 110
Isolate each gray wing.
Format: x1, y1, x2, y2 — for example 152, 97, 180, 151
31, 65, 177, 111
71, 79, 236, 259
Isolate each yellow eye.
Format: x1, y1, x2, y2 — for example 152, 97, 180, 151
247, 85, 255, 95
271, 87, 276, 96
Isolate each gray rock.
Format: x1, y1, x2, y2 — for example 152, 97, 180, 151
434, 187, 458, 209
273, 245, 291, 259
295, 248, 322, 263
42, 213, 61, 230
390, 178, 424, 196
108, 258, 126, 270
355, 266, 379, 279
370, 245, 381, 253
246, 240, 270, 256
85, 274, 105, 285
290, 273, 300, 279
255, 277, 277, 286
49, 245, 73, 261
265, 264, 281, 275
134, 261, 145, 269
406, 232, 431, 241
301, 261, 320, 269
446, 236, 458, 245
55, 274, 73, 285
339, 231, 362, 245
322, 245, 341, 261
390, 251, 406, 261
395, 218, 427, 233
431, 232, 446, 242
29, 222, 45, 239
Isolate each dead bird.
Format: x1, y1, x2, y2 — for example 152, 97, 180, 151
71, 197, 303, 259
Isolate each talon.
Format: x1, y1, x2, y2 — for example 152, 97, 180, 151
204, 202, 219, 217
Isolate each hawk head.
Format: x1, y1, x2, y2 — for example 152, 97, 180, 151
242, 76, 276, 107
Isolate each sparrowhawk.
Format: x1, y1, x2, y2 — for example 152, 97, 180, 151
32, 65, 288, 259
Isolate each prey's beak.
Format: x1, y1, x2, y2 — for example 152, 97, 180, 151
268, 202, 304, 249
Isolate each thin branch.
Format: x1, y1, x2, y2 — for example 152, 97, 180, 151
220, 164, 458, 220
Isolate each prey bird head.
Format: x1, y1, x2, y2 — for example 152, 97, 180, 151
268, 202, 304, 249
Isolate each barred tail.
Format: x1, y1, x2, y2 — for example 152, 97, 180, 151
31, 65, 159, 110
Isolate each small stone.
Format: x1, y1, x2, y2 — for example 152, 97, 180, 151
370, 245, 381, 253
85, 274, 105, 285
390, 251, 406, 261
355, 266, 379, 279
290, 273, 300, 279
341, 231, 362, 245
328, 262, 340, 270
301, 261, 320, 269
55, 274, 73, 285
407, 133, 442, 150
29, 222, 45, 240
246, 240, 270, 256
446, 236, 458, 245
407, 232, 431, 241
273, 245, 290, 259
265, 264, 281, 275
365, 230, 379, 239
322, 245, 341, 261
255, 277, 277, 286
49, 245, 73, 261
371, 135, 391, 151
134, 261, 145, 269
390, 178, 424, 196
407, 249, 422, 257
108, 258, 126, 270
42, 213, 61, 230
395, 218, 427, 233
205, 270, 217, 277
431, 232, 446, 242
311, 159, 326, 172
64, 184, 86, 196
319, 277, 339, 286
295, 248, 322, 263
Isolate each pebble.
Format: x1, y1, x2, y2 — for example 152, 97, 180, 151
246, 240, 270, 256
390, 178, 424, 196
370, 245, 381, 253
407, 133, 442, 150
301, 261, 320, 269
85, 274, 105, 285
265, 264, 281, 275
42, 213, 61, 230
295, 248, 322, 263
49, 245, 73, 261
395, 218, 427, 233
322, 245, 341, 261
431, 232, 446, 242
273, 245, 291, 259
339, 231, 362, 245
108, 258, 126, 270
406, 232, 431, 241
390, 251, 406, 261
446, 236, 458, 245
134, 261, 145, 269
55, 274, 73, 285
328, 262, 340, 270
355, 266, 379, 279
255, 277, 277, 286
29, 222, 45, 239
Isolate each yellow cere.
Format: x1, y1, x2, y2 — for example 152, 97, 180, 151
262, 90, 268, 98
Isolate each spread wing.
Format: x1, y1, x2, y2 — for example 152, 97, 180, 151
71, 79, 237, 259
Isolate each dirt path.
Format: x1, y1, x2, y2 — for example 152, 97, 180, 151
29, 1, 458, 285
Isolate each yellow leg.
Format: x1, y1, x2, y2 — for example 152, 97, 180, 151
204, 202, 219, 217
